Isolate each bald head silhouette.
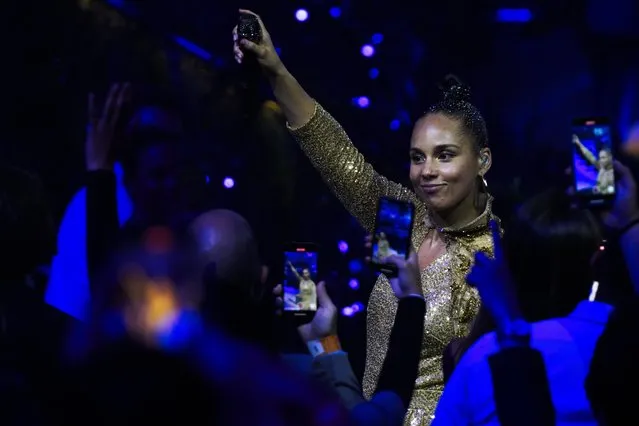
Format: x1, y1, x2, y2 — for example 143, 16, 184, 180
191, 209, 262, 284
189, 209, 273, 347
189, 209, 263, 302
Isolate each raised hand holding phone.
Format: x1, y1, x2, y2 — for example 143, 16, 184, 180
601, 160, 639, 230
466, 220, 522, 329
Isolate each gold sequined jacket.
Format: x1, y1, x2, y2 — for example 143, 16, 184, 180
289, 102, 496, 426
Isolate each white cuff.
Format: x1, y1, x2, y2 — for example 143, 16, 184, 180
307, 340, 324, 357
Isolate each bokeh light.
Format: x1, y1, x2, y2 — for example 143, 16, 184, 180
338, 240, 349, 253
348, 279, 359, 290
361, 44, 375, 57
223, 177, 235, 189
390, 119, 401, 131
329, 7, 341, 18
348, 259, 364, 274
355, 96, 370, 108
144, 226, 174, 254
342, 306, 354, 316
295, 9, 309, 22
372, 33, 384, 44
369, 68, 379, 79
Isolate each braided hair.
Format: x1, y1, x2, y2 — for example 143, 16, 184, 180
427, 75, 489, 153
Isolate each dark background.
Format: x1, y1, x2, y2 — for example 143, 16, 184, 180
4, 0, 639, 378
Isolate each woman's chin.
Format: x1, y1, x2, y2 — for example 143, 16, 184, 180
420, 194, 449, 211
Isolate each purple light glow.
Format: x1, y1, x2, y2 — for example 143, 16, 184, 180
338, 240, 349, 253
361, 44, 375, 57
348, 259, 364, 274
356, 96, 370, 108
348, 279, 359, 290
295, 9, 309, 22
329, 7, 341, 18
342, 306, 354, 316
372, 33, 384, 44
223, 177, 235, 189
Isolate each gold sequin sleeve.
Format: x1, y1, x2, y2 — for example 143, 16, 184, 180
288, 102, 418, 232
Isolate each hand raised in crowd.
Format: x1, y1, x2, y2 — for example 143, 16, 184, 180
86, 82, 130, 171
602, 160, 639, 229
466, 220, 522, 328
233, 9, 286, 76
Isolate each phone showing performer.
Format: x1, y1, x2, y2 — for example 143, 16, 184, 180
571, 118, 616, 207
283, 242, 319, 319
371, 197, 416, 276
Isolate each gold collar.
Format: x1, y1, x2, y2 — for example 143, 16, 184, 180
423, 194, 499, 237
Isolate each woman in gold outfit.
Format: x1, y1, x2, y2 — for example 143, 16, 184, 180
233, 11, 498, 425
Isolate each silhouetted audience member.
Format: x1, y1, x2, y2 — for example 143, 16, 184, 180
46, 84, 194, 320
189, 209, 275, 351
63, 229, 351, 426
0, 165, 77, 424
63, 341, 221, 426
586, 296, 639, 426
434, 188, 634, 425
87, 86, 191, 284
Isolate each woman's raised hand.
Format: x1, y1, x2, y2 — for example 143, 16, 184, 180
233, 9, 285, 76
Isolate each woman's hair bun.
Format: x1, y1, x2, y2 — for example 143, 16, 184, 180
439, 74, 472, 104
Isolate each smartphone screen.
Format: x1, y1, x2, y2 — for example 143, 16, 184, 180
283, 243, 319, 316
572, 118, 615, 206
371, 197, 415, 275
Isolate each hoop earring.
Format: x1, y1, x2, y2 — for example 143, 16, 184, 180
482, 176, 488, 190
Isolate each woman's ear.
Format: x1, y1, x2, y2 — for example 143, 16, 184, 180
478, 148, 492, 176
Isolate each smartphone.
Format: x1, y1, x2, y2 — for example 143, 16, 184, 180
571, 118, 616, 207
283, 242, 319, 320
371, 197, 416, 276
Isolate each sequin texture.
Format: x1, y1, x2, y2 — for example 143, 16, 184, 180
289, 102, 497, 426
238, 14, 262, 44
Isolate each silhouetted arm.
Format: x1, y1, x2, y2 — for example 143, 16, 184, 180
86, 170, 119, 294
489, 347, 555, 426
375, 296, 425, 409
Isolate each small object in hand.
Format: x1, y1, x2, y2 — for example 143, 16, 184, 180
238, 13, 262, 44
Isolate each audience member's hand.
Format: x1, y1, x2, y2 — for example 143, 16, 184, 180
273, 284, 283, 316
297, 282, 337, 342
467, 220, 522, 329
602, 160, 639, 229
86, 82, 130, 171
384, 252, 422, 299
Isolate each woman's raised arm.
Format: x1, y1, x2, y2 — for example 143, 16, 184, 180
234, 10, 418, 231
